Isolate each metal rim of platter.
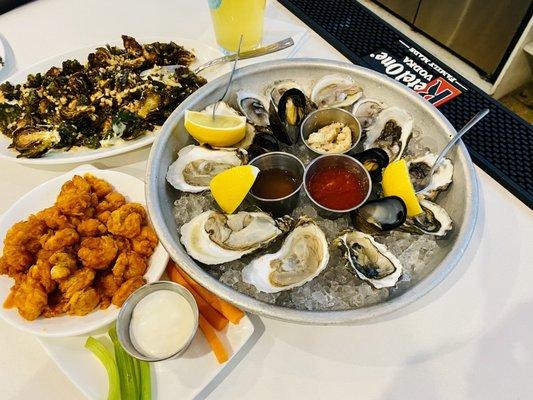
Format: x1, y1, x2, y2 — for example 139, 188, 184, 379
145, 58, 479, 325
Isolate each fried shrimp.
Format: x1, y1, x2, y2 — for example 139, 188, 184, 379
85, 174, 113, 199
56, 175, 95, 216
10, 277, 48, 321
35, 207, 72, 230
78, 236, 118, 270
0, 174, 157, 321
96, 191, 126, 214
107, 204, 144, 239
66, 287, 100, 316
112, 276, 145, 307
77, 218, 107, 237
112, 251, 147, 283
49, 252, 77, 280
43, 228, 79, 252
131, 226, 158, 257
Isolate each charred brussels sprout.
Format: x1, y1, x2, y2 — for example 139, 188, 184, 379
122, 35, 143, 57
11, 127, 60, 158
137, 91, 162, 119
1, 81, 21, 101
87, 47, 113, 68
25, 73, 43, 88
81, 134, 101, 149
61, 59, 83, 75
0, 103, 22, 136
56, 123, 80, 149
113, 111, 152, 140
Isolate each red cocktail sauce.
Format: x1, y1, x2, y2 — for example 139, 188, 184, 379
308, 166, 367, 210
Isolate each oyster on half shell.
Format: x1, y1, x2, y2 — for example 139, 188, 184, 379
166, 145, 247, 192
402, 199, 453, 237
335, 230, 402, 289
408, 153, 453, 200
180, 211, 292, 265
311, 74, 363, 108
352, 98, 387, 129
363, 106, 413, 162
236, 90, 270, 127
242, 217, 329, 293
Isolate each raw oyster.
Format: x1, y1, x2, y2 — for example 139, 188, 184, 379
335, 230, 402, 289
242, 217, 329, 293
181, 211, 292, 265
166, 145, 247, 192
408, 153, 453, 200
352, 98, 387, 129
363, 107, 413, 161
230, 123, 256, 150
351, 196, 407, 234
236, 90, 270, 127
402, 199, 452, 237
310, 74, 363, 108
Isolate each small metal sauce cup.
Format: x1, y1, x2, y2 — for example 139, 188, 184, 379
301, 107, 362, 156
304, 154, 372, 219
116, 281, 199, 362
249, 152, 305, 217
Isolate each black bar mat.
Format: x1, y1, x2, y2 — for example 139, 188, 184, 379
278, 0, 533, 209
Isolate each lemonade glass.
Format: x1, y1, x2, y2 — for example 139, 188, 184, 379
208, 0, 266, 53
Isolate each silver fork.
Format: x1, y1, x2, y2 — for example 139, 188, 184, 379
415, 108, 490, 194
211, 35, 243, 118
195, 37, 294, 74
140, 37, 294, 78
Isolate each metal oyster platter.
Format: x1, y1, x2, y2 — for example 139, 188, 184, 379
146, 59, 478, 324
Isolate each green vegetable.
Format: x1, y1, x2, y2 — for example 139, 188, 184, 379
85, 337, 121, 400
133, 357, 142, 396
109, 326, 138, 400
0, 103, 22, 136
113, 110, 152, 140
139, 359, 152, 400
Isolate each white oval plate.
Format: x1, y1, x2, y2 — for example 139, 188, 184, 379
39, 315, 260, 400
0, 37, 224, 165
0, 38, 5, 75
0, 165, 168, 337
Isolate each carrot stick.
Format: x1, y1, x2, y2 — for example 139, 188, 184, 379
198, 314, 229, 363
166, 262, 228, 331
175, 265, 245, 324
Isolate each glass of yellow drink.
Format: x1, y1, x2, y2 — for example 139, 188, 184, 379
208, 0, 266, 53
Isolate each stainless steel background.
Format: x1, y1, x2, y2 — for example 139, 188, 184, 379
373, 0, 419, 22
373, 0, 532, 77
415, 0, 531, 76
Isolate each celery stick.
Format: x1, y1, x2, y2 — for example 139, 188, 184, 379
133, 357, 142, 395
139, 360, 152, 400
85, 337, 121, 400
109, 326, 138, 400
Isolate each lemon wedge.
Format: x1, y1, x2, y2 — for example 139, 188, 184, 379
382, 159, 423, 217
184, 110, 246, 147
210, 165, 260, 214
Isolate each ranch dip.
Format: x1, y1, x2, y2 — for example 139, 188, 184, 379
130, 290, 195, 358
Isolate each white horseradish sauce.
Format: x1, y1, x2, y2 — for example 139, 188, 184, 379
130, 290, 195, 358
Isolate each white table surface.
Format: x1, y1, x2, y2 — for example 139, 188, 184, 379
0, 0, 532, 399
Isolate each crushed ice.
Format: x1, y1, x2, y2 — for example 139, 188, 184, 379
172, 135, 440, 311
